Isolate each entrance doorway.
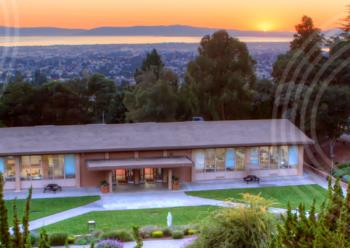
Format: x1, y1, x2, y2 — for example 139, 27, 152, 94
113, 168, 166, 188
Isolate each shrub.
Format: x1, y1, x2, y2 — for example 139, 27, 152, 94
30, 232, 39, 245
101, 230, 133, 242
67, 236, 75, 244
49, 232, 68, 246
91, 230, 103, 238
189, 194, 275, 248
96, 239, 124, 248
187, 229, 198, 235
75, 237, 89, 245
172, 231, 184, 239
151, 230, 164, 238
182, 225, 198, 235
140, 226, 161, 239
162, 227, 172, 237
132, 226, 143, 248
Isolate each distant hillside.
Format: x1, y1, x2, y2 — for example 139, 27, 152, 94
0, 25, 293, 37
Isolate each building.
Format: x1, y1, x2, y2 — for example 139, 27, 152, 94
0, 119, 313, 192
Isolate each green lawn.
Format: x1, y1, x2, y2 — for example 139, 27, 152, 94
186, 184, 327, 209
6, 195, 100, 221
43, 206, 218, 235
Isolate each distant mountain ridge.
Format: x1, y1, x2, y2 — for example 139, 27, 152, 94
0, 25, 293, 37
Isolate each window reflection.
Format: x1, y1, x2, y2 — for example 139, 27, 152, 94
259, 147, 270, 169
4, 158, 16, 182
235, 148, 246, 171
215, 148, 225, 171
204, 149, 216, 172
19, 154, 75, 181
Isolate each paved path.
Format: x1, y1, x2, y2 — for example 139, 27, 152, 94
28, 191, 229, 231
26, 172, 325, 231
56, 237, 196, 248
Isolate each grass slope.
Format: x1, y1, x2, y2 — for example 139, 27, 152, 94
43, 205, 218, 234
186, 184, 327, 209
6, 195, 100, 221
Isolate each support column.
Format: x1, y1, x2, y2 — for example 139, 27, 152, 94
108, 171, 113, 193
75, 154, 81, 188
15, 157, 21, 192
168, 169, 172, 190
298, 145, 304, 176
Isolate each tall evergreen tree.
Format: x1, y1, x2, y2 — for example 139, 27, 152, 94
124, 52, 179, 122
272, 15, 324, 84
12, 200, 23, 248
22, 187, 32, 246
184, 30, 256, 120
135, 49, 164, 83
0, 173, 10, 247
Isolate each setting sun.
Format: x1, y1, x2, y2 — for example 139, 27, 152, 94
257, 22, 274, 32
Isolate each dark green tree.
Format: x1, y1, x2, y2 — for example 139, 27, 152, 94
184, 30, 256, 120
132, 226, 143, 248
124, 76, 179, 122
135, 49, 164, 83
66, 74, 124, 124
12, 200, 23, 248
124, 53, 179, 122
0, 81, 38, 127
0, 173, 10, 247
272, 16, 324, 84
22, 187, 33, 246
273, 178, 350, 248
37, 81, 82, 125
38, 229, 50, 248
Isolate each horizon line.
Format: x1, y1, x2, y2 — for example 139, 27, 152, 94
0, 24, 296, 33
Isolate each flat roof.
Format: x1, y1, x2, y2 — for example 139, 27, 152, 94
0, 119, 313, 155
87, 157, 193, 171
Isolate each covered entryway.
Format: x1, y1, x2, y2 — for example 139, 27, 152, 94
86, 157, 193, 191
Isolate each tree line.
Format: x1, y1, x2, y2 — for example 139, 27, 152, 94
2, 11, 350, 149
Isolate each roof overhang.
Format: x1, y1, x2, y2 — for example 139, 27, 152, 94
86, 157, 193, 171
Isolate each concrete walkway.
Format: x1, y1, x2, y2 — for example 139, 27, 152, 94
24, 172, 326, 231
28, 191, 230, 231
57, 237, 196, 248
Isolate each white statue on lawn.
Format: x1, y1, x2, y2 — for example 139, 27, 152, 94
167, 212, 172, 227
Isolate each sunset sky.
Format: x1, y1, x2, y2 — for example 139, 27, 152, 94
0, 0, 349, 31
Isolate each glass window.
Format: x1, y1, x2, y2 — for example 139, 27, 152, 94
249, 148, 259, 168
215, 149, 225, 171
41, 155, 65, 179
5, 158, 16, 182
54, 155, 65, 179
0, 158, 4, 174
194, 150, 205, 172
288, 146, 298, 168
279, 146, 289, 168
30, 156, 42, 180
1, 157, 16, 182
270, 147, 279, 169
225, 148, 235, 171
204, 149, 216, 172
259, 147, 270, 169
64, 155, 76, 178
235, 148, 246, 171
21, 156, 32, 181
20, 156, 43, 180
